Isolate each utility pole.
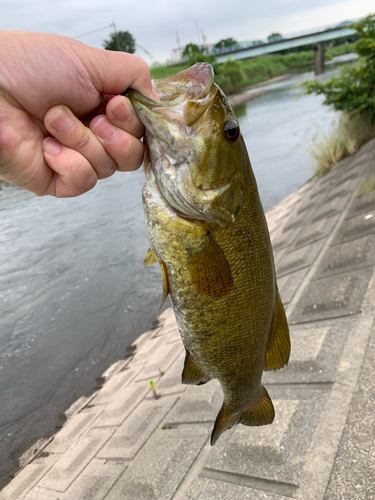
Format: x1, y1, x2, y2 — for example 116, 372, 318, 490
110, 20, 121, 51
201, 30, 206, 52
176, 30, 181, 59
195, 20, 201, 48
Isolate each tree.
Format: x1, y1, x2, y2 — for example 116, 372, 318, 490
302, 14, 375, 121
182, 43, 201, 56
103, 31, 136, 53
215, 38, 237, 49
267, 32, 283, 43
186, 52, 216, 66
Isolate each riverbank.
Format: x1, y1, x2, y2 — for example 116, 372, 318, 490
3, 137, 375, 500
227, 74, 289, 107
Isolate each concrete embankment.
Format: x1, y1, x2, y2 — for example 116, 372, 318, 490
2, 138, 375, 500
228, 75, 289, 107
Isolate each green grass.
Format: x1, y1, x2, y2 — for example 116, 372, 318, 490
356, 176, 375, 197
325, 42, 356, 59
309, 112, 375, 176
150, 64, 189, 80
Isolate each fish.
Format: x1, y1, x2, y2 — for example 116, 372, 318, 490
127, 63, 290, 445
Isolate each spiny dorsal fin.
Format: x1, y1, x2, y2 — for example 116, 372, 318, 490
264, 288, 290, 371
182, 350, 211, 385
211, 386, 275, 446
143, 248, 158, 267
188, 234, 233, 298
159, 260, 169, 310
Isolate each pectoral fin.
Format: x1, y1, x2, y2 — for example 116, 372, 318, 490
143, 248, 158, 267
264, 288, 290, 371
188, 234, 233, 298
211, 387, 275, 445
182, 350, 211, 385
159, 260, 169, 310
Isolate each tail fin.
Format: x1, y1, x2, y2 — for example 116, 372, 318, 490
211, 387, 275, 446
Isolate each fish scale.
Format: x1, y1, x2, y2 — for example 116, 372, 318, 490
128, 63, 290, 445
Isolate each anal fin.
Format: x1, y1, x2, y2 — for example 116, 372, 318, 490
264, 287, 290, 371
211, 386, 275, 446
182, 350, 211, 385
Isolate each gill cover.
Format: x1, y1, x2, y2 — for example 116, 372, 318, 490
127, 63, 248, 226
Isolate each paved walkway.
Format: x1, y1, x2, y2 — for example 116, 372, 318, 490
2, 138, 375, 500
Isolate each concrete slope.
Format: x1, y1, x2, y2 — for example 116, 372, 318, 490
2, 138, 375, 500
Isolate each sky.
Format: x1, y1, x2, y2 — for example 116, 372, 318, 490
1, 0, 373, 65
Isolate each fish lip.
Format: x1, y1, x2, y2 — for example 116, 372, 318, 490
125, 89, 169, 108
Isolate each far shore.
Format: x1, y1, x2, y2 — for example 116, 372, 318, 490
228, 74, 290, 107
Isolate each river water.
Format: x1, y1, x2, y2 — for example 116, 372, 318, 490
0, 62, 347, 478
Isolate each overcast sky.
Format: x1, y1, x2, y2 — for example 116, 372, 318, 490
1, 0, 373, 65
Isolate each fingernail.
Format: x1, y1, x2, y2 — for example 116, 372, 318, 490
93, 117, 117, 141
49, 109, 74, 134
42, 137, 61, 156
152, 88, 160, 102
112, 100, 133, 122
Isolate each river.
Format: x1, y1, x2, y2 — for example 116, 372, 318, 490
0, 60, 349, 479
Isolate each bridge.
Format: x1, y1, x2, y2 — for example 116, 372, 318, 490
211, 24, 356, 74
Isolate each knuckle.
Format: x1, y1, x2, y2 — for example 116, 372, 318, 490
72, 127, 92, 152
117, 143, 143, 172
97, 161, 117, 180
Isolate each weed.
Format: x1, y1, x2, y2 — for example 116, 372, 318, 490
148, 380, 158, 399
356, 176, 375, 197
309, 113, 375, 176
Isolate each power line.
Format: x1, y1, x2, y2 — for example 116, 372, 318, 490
71, 23, 154, 59
72, 25, 112, 39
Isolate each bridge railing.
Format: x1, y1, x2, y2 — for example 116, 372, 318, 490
205, 18, 359, 56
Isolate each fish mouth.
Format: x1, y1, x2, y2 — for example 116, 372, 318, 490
126, 62, 215, 110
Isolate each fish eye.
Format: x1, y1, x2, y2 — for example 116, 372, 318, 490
223, 120, 240, 142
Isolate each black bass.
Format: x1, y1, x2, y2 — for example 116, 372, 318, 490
127, 63, 290, 445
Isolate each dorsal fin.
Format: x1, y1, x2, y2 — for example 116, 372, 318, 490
264, 288, 290, 371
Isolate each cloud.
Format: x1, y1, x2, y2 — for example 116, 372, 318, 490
1, 0, 373, 64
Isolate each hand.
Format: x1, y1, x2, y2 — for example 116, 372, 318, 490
0, 31, 157, 197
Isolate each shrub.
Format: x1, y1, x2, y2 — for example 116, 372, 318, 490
302, 14, 375, 121
220, 58, 244, 92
